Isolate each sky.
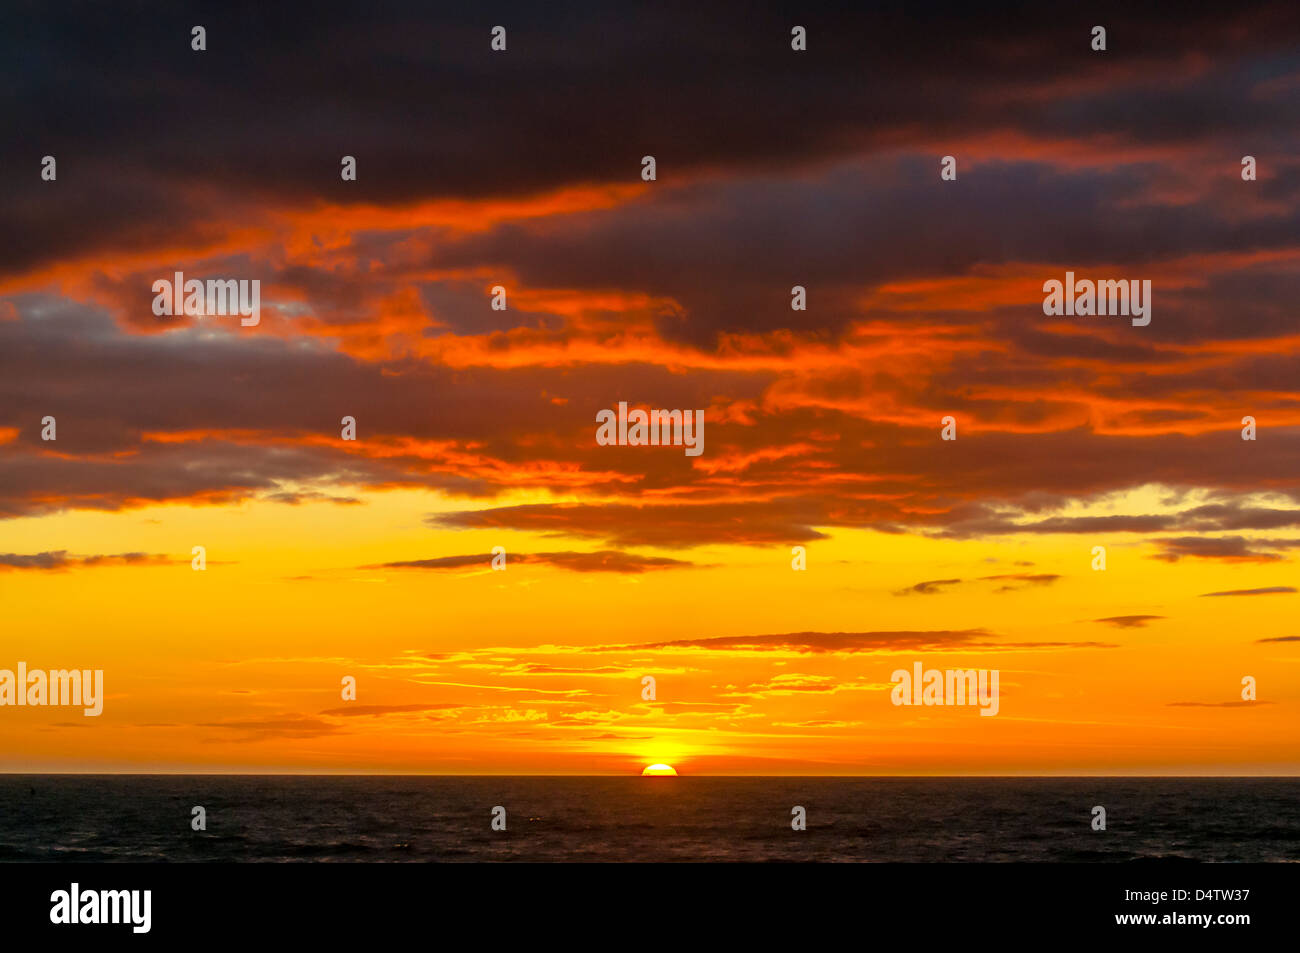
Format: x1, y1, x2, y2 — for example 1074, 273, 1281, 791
1, 1, 1298, 775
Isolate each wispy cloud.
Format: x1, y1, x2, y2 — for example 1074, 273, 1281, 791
366, 550, 697, 573
1200, 587, 1296, 597
1093, 615, 1165, 628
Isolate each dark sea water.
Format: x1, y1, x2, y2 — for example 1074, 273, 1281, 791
1, 776, 1296, 862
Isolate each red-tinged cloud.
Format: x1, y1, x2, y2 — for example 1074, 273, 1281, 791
428, 501, 833, 548
2, 4, 1299, 572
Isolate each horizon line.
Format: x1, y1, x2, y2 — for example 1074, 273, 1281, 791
4, 772, 1299, 779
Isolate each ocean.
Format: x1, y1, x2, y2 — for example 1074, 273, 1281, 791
1, 776, 1296, 862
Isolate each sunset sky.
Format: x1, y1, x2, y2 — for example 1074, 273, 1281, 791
2, 2, 1298, 775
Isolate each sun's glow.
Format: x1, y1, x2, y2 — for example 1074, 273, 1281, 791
641, 763, 678, 776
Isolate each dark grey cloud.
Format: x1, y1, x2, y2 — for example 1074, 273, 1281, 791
4, 0, 1299, 292
1093, 615, 1165, 628
0, 550, 171, 570
1151, 535, 1300, 561
936, 497, 1300, 540
425, 156, 1300, 345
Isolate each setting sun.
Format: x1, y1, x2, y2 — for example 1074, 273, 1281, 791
641, 764, 679, 777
